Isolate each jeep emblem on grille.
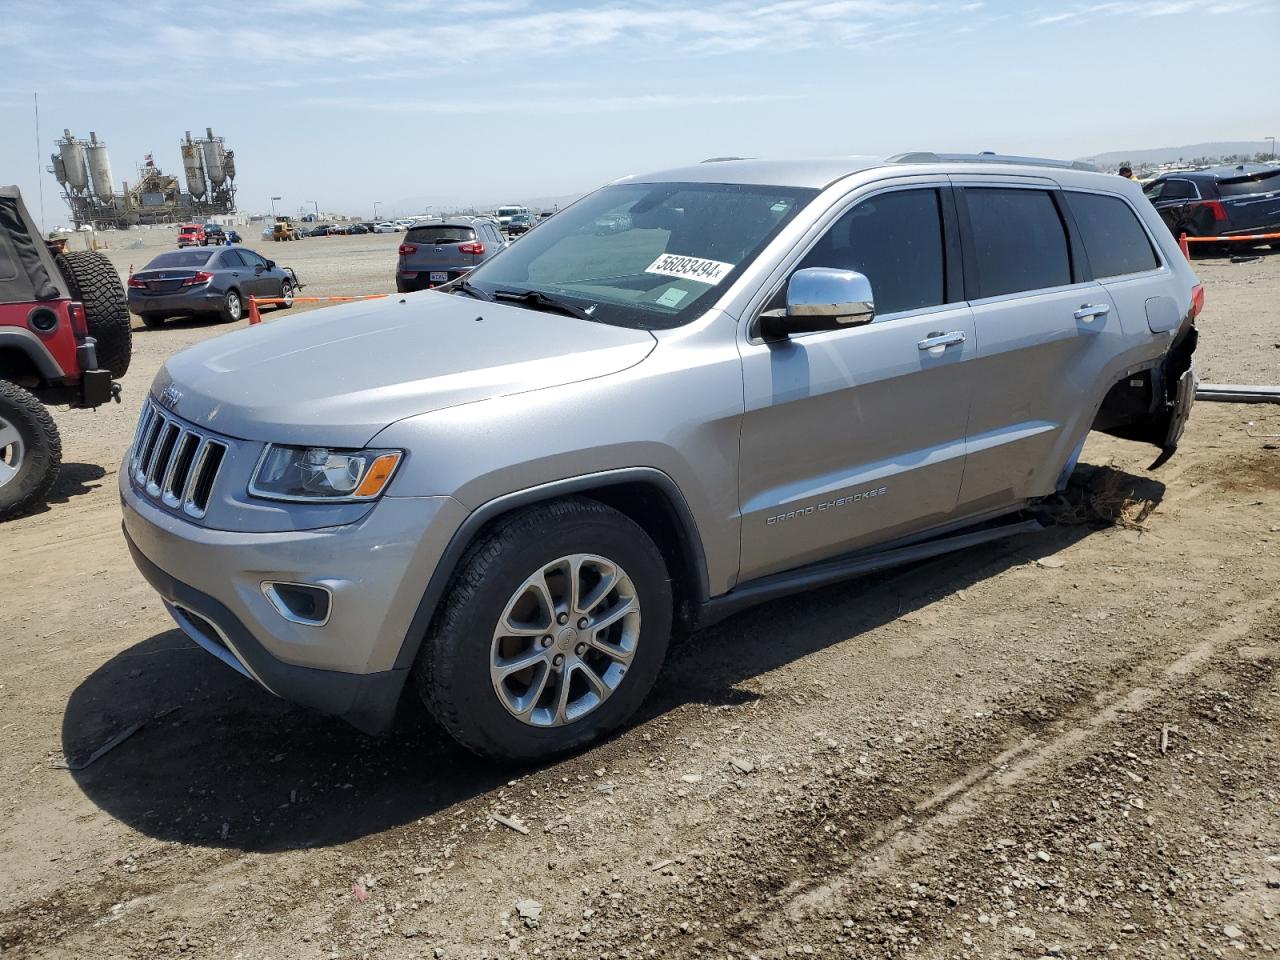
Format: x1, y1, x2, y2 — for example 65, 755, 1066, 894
158, 385, 182, 411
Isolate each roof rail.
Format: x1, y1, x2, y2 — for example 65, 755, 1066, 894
700, 156, 752, 163
886, 151, 1100, 172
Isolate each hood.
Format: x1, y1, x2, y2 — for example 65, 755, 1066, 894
155, 290, 657, 446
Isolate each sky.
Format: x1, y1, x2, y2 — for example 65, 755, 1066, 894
0, 0, 1276, 227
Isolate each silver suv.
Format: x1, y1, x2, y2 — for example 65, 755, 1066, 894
121, 154, 1202, 761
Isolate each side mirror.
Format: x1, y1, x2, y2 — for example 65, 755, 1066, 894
760, 267, 875, 340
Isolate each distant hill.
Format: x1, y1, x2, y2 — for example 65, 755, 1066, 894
1081, 141, 1275, 166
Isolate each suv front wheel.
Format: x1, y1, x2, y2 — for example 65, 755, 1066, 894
417, 497, 672, 762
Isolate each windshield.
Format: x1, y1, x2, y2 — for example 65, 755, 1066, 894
497, 207, 523, 217
462, 181, 817, 329
179, 226, 200, 234
147, 250, 215, 268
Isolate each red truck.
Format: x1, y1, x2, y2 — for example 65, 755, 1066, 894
0, 186, 131, 518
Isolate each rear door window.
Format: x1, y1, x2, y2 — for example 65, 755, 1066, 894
794, 188, 948, 315
964, 188, 1071, 298
220, 249, 248, 267
406, 226, 475, 244
1065, 192, 1159, 278
1145, 179, 1198, 202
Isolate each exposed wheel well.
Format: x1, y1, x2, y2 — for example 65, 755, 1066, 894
0, 346, 45, 389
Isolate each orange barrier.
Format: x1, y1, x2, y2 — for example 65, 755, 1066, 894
1180, 231, 1280, 260
247, 294, 388, 325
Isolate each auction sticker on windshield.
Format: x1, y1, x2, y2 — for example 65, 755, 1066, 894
645, 253, 734, 286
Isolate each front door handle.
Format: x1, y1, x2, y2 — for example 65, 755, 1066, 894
1074, 303, 1110, 321
917, 331, 966, 351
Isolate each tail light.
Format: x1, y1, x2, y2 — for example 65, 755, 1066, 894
127, 276, 148, 289
1191, 200, 1228, 222
1190, 283, 1205, 319
181, 271, 213, 287
68, 302, 89, 337
398, 243, 417, 256
458, 241, 486, 255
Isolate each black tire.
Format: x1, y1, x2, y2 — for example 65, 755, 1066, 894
417, 497, 672, 762
220, 289, 243, 323
55, 250, 132, 379
140, 314, 165, 329
0, 381, 62, 521
279, 279, 294, 309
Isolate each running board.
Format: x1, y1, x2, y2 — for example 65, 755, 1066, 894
690, 516, 1046, 631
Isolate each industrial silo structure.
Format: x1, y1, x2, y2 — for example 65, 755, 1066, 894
56, 130, 89, 193
199, 127, 228, 189
181, 131, 207, 200
86, 132, 114, 199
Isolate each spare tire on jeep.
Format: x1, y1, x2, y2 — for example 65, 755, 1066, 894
55, 251, 131, 380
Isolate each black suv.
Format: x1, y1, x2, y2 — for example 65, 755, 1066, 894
1144, 164, 1280, 247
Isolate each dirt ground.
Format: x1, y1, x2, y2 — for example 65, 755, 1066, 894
1, 241, 1278, 959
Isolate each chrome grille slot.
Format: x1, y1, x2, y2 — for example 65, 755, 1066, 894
162, 433, 199, 507
128, 398, 230, 520
146, 422, 181, 495
185, 441, 226, 518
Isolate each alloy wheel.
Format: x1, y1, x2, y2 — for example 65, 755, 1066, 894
0, 415, 24, 488
490, 553, 641, 727
226, 291, 242, 320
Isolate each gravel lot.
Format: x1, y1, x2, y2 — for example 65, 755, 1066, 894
1, 238, 1278, 959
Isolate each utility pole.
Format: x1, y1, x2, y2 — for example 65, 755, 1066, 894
1267, 136, 1277, 160
373, 200, 382, 222
33, 92, 45, 232
270, 195, 281, 219
308, 200, 319, 220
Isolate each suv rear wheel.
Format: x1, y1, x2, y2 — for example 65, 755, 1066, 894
417, 497, 672, 762
55, 251, 131, 379
0, 380, 62, 520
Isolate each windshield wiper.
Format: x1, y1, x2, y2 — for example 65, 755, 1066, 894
493, 288, 596, 322
451, 278, 492, 301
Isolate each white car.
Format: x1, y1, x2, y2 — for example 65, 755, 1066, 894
394, 219, 415, 230
373, 222, 401, 233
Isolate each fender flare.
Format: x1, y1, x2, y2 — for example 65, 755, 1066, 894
391, 467, 711, 671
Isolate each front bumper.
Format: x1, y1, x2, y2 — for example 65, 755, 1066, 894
121, 473, 467, 732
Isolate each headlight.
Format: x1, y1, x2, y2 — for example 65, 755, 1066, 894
250, 445, 402, 502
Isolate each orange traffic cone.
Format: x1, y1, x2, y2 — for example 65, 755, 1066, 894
1178, 233, 1190, 261
247, 297, 261, 325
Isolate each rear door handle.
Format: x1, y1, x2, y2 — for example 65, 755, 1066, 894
1074, 303, 1110, 321
917, 331, 966, 350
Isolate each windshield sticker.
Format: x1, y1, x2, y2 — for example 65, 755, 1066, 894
656, 287, 689, 308
645, 253, 734, 286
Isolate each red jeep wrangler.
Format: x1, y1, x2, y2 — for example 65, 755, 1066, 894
1, 185, 131, 519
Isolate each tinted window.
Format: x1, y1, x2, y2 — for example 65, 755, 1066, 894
146, 250, 215, 268
219, 249, 248, 267
1217, 170, 1280, 197
407, 226, 475, 244
1146, 179, 1198, 201
795, 188, 947, 315
239, 249, 268, 267
965, 188, 1071, 298
1066, 192, 1158, 278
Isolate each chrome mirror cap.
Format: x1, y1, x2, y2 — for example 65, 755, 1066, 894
786, 267, 875, 325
